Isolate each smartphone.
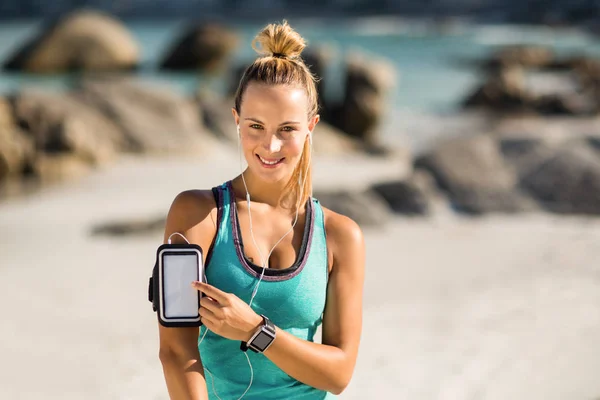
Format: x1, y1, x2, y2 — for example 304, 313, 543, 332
156, 244, 204, 327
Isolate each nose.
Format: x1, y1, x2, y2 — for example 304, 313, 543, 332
264, 133, 282, 153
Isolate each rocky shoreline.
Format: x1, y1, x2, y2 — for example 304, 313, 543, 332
2, 10, 600, 228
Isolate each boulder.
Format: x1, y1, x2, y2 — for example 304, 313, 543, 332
10, 89, 122, 165
3, 10, 139, 73
498, 137, 557, 180
314, 189, 392, 227
0, 98, 33, 180
326, 53, 397, 146
77, 77, 213, 155
463, 66, 534, 113
30, 153, 93, 183
482, 45, 555, 70
370, 170, 436, 216
415, 135, 532, 214
544, 55, 600, 72
533, 93, 597, 116
464, 64, 598, 116
159, 23, 239, 72
520, 141, 600, 214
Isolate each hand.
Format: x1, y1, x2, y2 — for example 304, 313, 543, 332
192, 281, 263, 342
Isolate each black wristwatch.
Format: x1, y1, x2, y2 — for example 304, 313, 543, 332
240, 314, 276, 353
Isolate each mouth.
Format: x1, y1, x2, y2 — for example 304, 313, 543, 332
256, 154, 285, 168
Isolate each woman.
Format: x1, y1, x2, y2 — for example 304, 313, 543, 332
158, 21, 365, 400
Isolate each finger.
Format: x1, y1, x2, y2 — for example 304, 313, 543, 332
192, 281, 229, 303
200, 296, 221, 313
199, 306, 218, 323
201, 317, 218, 333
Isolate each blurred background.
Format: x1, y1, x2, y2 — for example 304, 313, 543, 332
1, 1, 600, 400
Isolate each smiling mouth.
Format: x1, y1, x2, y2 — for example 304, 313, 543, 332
256, 154, 285, 167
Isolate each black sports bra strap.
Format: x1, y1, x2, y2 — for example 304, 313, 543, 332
205, 185, 224, 268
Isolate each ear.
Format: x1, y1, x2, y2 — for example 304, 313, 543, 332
231, 108, 240, 126
307, 114, 320, 135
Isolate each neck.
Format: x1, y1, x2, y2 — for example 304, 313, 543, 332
232, 169, 292, 209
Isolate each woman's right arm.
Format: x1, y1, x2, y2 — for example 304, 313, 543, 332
158, 190, 218, 400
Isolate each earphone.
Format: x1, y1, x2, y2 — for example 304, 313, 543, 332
201, 124, 312, 400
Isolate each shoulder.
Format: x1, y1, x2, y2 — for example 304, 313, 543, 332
164, 189, 219, 243
321, 206, 365, 269
169, 189, 216, 216
322, 206, 364, 248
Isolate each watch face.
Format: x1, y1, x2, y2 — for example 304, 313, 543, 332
252, 330, 274, 351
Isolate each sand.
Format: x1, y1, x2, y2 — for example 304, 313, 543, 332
1, 151, 600, 400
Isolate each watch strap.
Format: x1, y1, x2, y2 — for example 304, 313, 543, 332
262, 315, 275, 334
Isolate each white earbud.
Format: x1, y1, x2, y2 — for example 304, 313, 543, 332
237, 125, 240, 137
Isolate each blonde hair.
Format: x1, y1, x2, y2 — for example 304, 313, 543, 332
234, 21, 318, 210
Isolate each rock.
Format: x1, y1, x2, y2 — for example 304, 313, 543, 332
11, 89, 122, 165
77, 77, 213, 155
415, 135, 532, 214
573, 57, 600, 80
463, 66, 534, 113
3, 10, 139, 73
328, 89, 383, 142
520, 142, 600, 214
0, 97, 12, 131
544, 55, 600, 72
314, 189, 391, 227
326, 53, 397, 145
0, 98, 34, 180
370, 170, 434, 215
159, 23, 239, 72
499, 137, 556, 180
575, 59, 600, 113
30, 153, 93, 183
464, 64, 598, 116
533, 93, 597, 116
483, 45, 555, 70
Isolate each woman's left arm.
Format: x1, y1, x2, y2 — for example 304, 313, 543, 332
262, 215, 365, 394
194, 214, 365, 395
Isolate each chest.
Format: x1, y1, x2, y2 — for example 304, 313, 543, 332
206, 247, 328, 329
233, 201, 309, 270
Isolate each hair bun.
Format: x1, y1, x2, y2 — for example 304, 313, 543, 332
251, 20, 306, 60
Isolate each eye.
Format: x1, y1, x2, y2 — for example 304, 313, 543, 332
281, 126, 297, 132
250, 124, 263, 130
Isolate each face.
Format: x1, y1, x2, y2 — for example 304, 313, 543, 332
233, 82, 318, 184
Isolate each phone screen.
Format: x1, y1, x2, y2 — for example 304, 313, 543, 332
162, 253, 199, 318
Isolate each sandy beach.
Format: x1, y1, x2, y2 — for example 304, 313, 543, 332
2, 151, 600, 400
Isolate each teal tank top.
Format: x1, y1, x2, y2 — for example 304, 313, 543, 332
199, 181, 336, 400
